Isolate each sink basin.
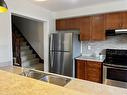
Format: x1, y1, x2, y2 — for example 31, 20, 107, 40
19, 69, 71, 86
20, 69, 47, 79
40, 75, 71, 86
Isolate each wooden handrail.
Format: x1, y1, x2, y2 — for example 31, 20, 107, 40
15, 38, 21, 66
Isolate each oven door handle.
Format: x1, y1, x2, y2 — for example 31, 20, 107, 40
104, 63, 127, 70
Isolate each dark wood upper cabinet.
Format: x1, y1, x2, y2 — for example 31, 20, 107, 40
122, 12, 127, 28
80, 15, 106, 41
56, 19, 66, 30
67, 18, 81, 29
105, 12, 122, 30
80, 17, 91, 41
56, 11, 127, 41
56, 18, 81, 30
91, 15, 106, 41
56, 15, 105, 41
56, 20, 60, 30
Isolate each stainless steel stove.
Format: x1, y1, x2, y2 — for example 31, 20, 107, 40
103, 49, 127, 88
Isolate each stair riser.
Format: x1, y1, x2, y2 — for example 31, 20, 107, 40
21, 46, 30, 51
21, 55, 36, 62
33, 64, 44, 71
32, 67, 44, 71
20, 38, 24, 42
21, 42, 27, 46
17, 34, 21, 37
21, 48, 30, 52
22, 63, 44, 71
21, 51, 33, 56
22, 59, 39, 67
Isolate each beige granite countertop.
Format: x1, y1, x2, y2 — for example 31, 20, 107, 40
0, 69, 86, 95
75, 55, 105, 62
0, 66, 127, 95
65, 79, 127, 95
0, 66, 22, 74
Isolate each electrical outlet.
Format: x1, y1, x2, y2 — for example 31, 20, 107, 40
88, 45, 91, 50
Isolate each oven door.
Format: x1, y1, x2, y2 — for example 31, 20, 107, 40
103, 64, 127, 88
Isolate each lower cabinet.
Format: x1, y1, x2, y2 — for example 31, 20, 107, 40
75, 60, 103, 83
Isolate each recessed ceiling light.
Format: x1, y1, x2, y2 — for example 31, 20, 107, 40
35, 0, 47, 2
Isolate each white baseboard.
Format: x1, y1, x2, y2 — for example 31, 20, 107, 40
0, 61, 12, 67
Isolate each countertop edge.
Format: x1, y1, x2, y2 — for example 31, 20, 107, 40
75, 56, 105, 62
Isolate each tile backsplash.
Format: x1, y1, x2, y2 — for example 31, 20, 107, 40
82, 34, 127, 56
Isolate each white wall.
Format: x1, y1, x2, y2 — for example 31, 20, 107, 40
0, 0, 55, 71
13, 16, 44, 59
0, 13, 12, 66
56, 1, 127, 19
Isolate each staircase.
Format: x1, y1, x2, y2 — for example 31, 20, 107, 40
12, 25, 44, 71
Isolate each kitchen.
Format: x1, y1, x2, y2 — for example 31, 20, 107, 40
0, 0, 127, 95
55, 11, 127, 87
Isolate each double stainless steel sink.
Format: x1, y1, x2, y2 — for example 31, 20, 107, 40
20, 69, 71, 86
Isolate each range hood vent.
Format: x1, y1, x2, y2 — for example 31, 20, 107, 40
106, 29, 127, 36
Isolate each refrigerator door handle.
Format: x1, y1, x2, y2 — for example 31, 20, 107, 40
60, 52, 64, 75
49, 52, 54, 69
51, 52, 54, 68
49, 34, 54, 51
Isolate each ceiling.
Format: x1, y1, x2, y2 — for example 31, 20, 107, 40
26, 0, 120, 12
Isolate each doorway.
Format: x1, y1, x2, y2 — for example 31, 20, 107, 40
11, 14, 44, 71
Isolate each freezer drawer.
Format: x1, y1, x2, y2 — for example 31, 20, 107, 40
49, 33, 72, 51
49, 51, 73, 77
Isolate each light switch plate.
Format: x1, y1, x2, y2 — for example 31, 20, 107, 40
88, 45, 91, 50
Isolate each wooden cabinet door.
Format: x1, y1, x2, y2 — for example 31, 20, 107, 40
56, 20, 61, 30
76, 60, 85, 80
122, 12, 127, 28
80, 17, 91, 41
91, 15, 106, 41
56, 18, 81, 30
105, 12, 122, 30
85, 61, 102, 83
56, 19, 66, 30
65, 18, 75, 30
65, 18, 80, 30
76, 60, 103, 83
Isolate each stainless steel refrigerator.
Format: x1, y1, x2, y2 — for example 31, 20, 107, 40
49, 32, 81, 77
